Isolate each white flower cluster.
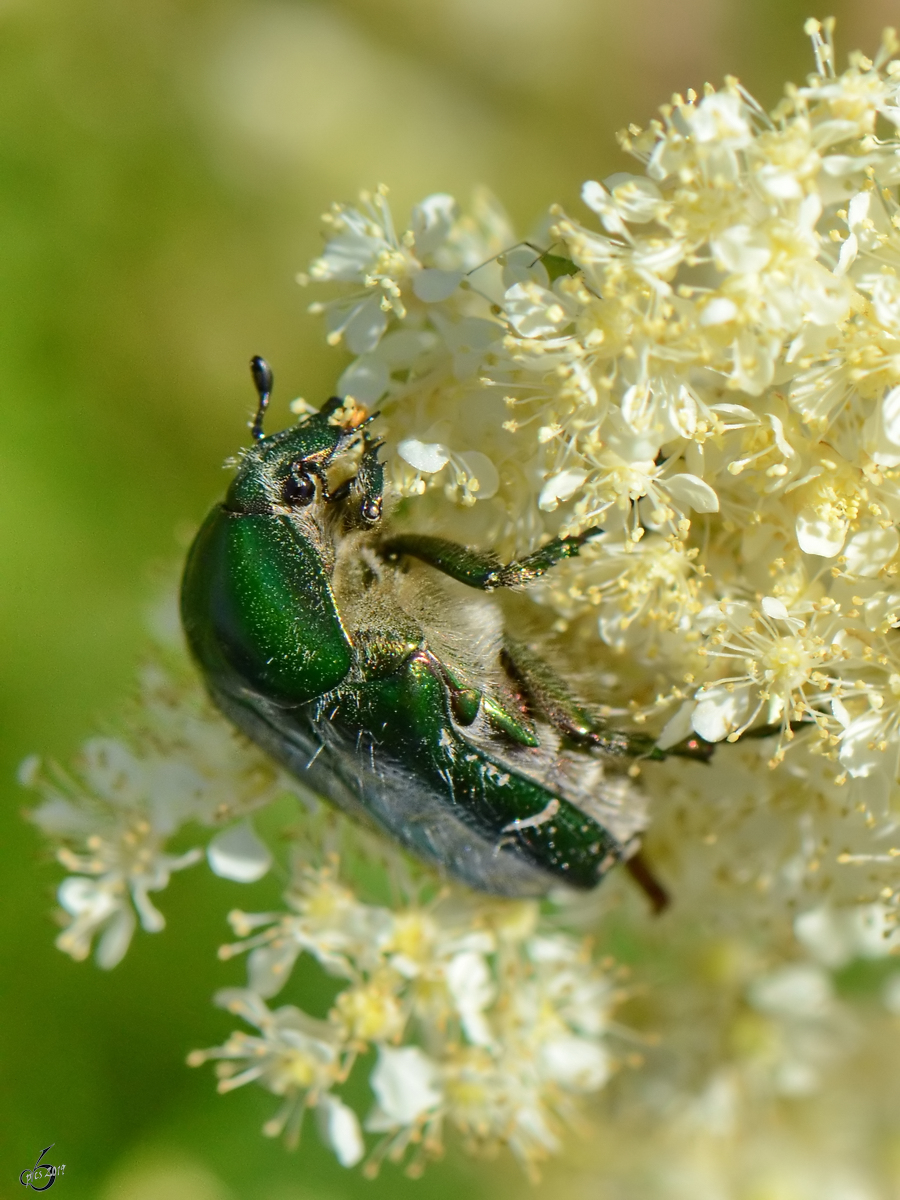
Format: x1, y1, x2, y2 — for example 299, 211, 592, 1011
303, 21, 900, 799
191, 872, 618, 1179
27, 662, 288, 967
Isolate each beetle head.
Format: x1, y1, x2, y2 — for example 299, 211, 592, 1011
224, 357, 383, 525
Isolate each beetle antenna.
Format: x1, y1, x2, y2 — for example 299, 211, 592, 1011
249, 355, 274, 441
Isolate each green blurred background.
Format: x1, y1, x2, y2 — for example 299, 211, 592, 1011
0, 1, 893, 1195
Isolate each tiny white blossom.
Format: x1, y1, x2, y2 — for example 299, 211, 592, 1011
207, 819, 273, 883
317, 1094, 365, 1168
368, 1046, 443, 1128
188, 988, 352, 1150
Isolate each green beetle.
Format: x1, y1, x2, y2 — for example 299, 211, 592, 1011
181, 359, 710, 903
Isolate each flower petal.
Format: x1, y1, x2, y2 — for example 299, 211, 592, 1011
455, 451, 499, 500
412, 268, 464, 302
397, 438, 450, 474
664, 473, 719, 513
369, 1046, 442, 1127
796, 508, 848, 557
691, 687, 750, 742
317, 1094, 365, 1168
207, 820, 273, 884
337, 354, 389, 404
538, 469, 587, 511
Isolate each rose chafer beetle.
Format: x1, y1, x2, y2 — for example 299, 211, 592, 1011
181, 359, 711, 903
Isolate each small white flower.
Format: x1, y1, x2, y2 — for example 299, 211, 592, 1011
796, 507, 849, 557
604, 173, 665, 223
662, 472, 719, 515
336, 354, 390, 405
504, 281, 575, 338
446, 951, 495, 1046
796, 904, 900, 968
538, 469, 587, 511
711, 224, 772, 274
412, 268, 464, 303
368, 1046, 443, 1128
57, 877, 136, 969
692, 686, 752, 744
189, 988, 349, 1149
838, 710, 888, 778
538, 1036, 610, 1091
53, 838, 202, 968
690, 91, 753, 148
396, 438, 450, 474
207, 820, 272, 883
699, 296, 739, 326
842, 526, 900, 578
749, 965, 834, 1019
867, 385, 900, 467
317, 1094, 365, 1168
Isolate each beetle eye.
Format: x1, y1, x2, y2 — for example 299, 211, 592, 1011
282, 470, 316, 506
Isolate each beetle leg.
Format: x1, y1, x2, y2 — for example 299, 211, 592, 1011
624, 850, 670, 914
380, 534, 714, 762
501, 637, 713, 763
351, 438, 384, 525
380, 527, 602, 590
501, 637, 654, 757
313, 431, 384, 525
